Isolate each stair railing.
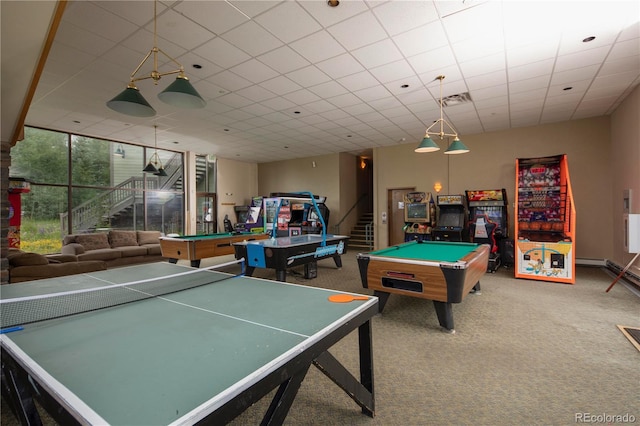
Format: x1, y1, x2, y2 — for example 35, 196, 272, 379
365, 222, 374, 250
333, 193, 369, 234
60, 152, 184, 235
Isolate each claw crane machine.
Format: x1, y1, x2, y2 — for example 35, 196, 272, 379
514, 155, 576, 284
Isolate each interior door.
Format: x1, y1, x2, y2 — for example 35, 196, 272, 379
388, 188, 415, 246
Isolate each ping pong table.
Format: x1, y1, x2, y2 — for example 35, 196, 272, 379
1, 262, 377, 425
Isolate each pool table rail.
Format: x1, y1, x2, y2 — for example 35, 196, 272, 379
159, 233, 269, 267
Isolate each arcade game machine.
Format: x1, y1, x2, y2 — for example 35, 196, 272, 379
514, 155, 576, 284
465, 189, 509, 272
8, 178, 31, 249
432, 194, 468, 242
264, 193, 330, 237
233, 196, 265, 234
403, 192, 436, 242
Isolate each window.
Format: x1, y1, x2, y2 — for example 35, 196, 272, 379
9, 127, 185, 254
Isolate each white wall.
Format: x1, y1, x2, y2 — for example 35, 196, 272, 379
216, 157, 258, 229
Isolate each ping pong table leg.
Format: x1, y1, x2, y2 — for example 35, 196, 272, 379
260, 366, 310, 426
1, 354, 42, 426
312, 320, 375, 418
358, 318, 375, 417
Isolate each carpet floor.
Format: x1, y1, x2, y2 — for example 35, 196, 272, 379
2, 252, 638, 425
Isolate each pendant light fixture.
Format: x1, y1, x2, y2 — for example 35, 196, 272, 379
415, 75, 469, 154
143, 125, 167, 176
106, 0, 206, 117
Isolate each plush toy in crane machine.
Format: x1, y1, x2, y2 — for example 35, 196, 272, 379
8, 178, 31, 249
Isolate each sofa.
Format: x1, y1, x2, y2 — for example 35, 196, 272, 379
61, 230, 165, 268
7, 250, 107, 284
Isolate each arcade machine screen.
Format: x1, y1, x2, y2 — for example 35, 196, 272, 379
406, 202, 428, 221
432, 194, 467, 241
471, 205, 506, 233
439, 211, 464, 227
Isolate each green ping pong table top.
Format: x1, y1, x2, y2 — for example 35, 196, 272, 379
1, 262, 377, 425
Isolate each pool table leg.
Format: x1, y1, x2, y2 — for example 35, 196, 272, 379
433, 301, 455, 333
373, 291, 390, 313
472, 282, 481, 294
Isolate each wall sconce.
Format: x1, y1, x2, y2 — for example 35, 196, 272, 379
114, 144, 125, 158
434, 182, 442, 193
312, 161, 317, 168
360, 159, 367, 169
415, 75, 469, 155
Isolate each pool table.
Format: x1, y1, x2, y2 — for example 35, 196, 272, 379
357, 240, 490, 333
159, 232, 269, 267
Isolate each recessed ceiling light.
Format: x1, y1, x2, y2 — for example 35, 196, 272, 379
401, 84, 409, 89
224, 128, 230, 132
173, 141, 179, 144
284, 146, 289, 149
563, 87, 573, 91
294, 111, 301, 115
327, 0, 339, 6
583, 36, 596, 43
193, 64, 202, 69
73, 120, 80, 123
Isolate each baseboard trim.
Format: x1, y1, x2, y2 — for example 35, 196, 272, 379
576, 258, 607, 266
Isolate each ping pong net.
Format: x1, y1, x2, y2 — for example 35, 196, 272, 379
1, 259, 244, 329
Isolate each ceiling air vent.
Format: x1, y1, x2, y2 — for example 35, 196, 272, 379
441, 92, 472, 107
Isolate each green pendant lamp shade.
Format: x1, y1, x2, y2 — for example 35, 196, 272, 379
143, 161, 159, 174
444, 137, 470, 154
414, 136, 441, 153
158, 75, 206, 109
154, 166, 168, 177
107, 84, 156, 117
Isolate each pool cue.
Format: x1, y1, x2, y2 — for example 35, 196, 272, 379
605, 251, 640, 293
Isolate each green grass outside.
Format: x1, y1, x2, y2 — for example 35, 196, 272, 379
15, 218, 63, 254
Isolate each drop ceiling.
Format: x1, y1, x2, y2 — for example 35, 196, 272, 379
5, 0, 640, 163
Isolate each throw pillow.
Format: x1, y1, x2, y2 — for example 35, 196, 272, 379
109, 230, 138, 248
76, 233, 110, 251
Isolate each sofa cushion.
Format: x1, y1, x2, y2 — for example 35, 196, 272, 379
77, 248, 122, 262
9, 261, 107, 283
116, 246, 148, 257
46, 254, 78, 263
109, 230, 138, 248
137, 231, 161, 245
76, 233, 110, 251
8, 252, 50, 267
144, 244, 163, 255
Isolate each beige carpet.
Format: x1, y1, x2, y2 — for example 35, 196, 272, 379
2, 252, 639, 425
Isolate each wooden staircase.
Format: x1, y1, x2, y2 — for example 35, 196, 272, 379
349, 212, 374, 252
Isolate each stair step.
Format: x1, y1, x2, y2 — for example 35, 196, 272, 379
349, 213, 374, 251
